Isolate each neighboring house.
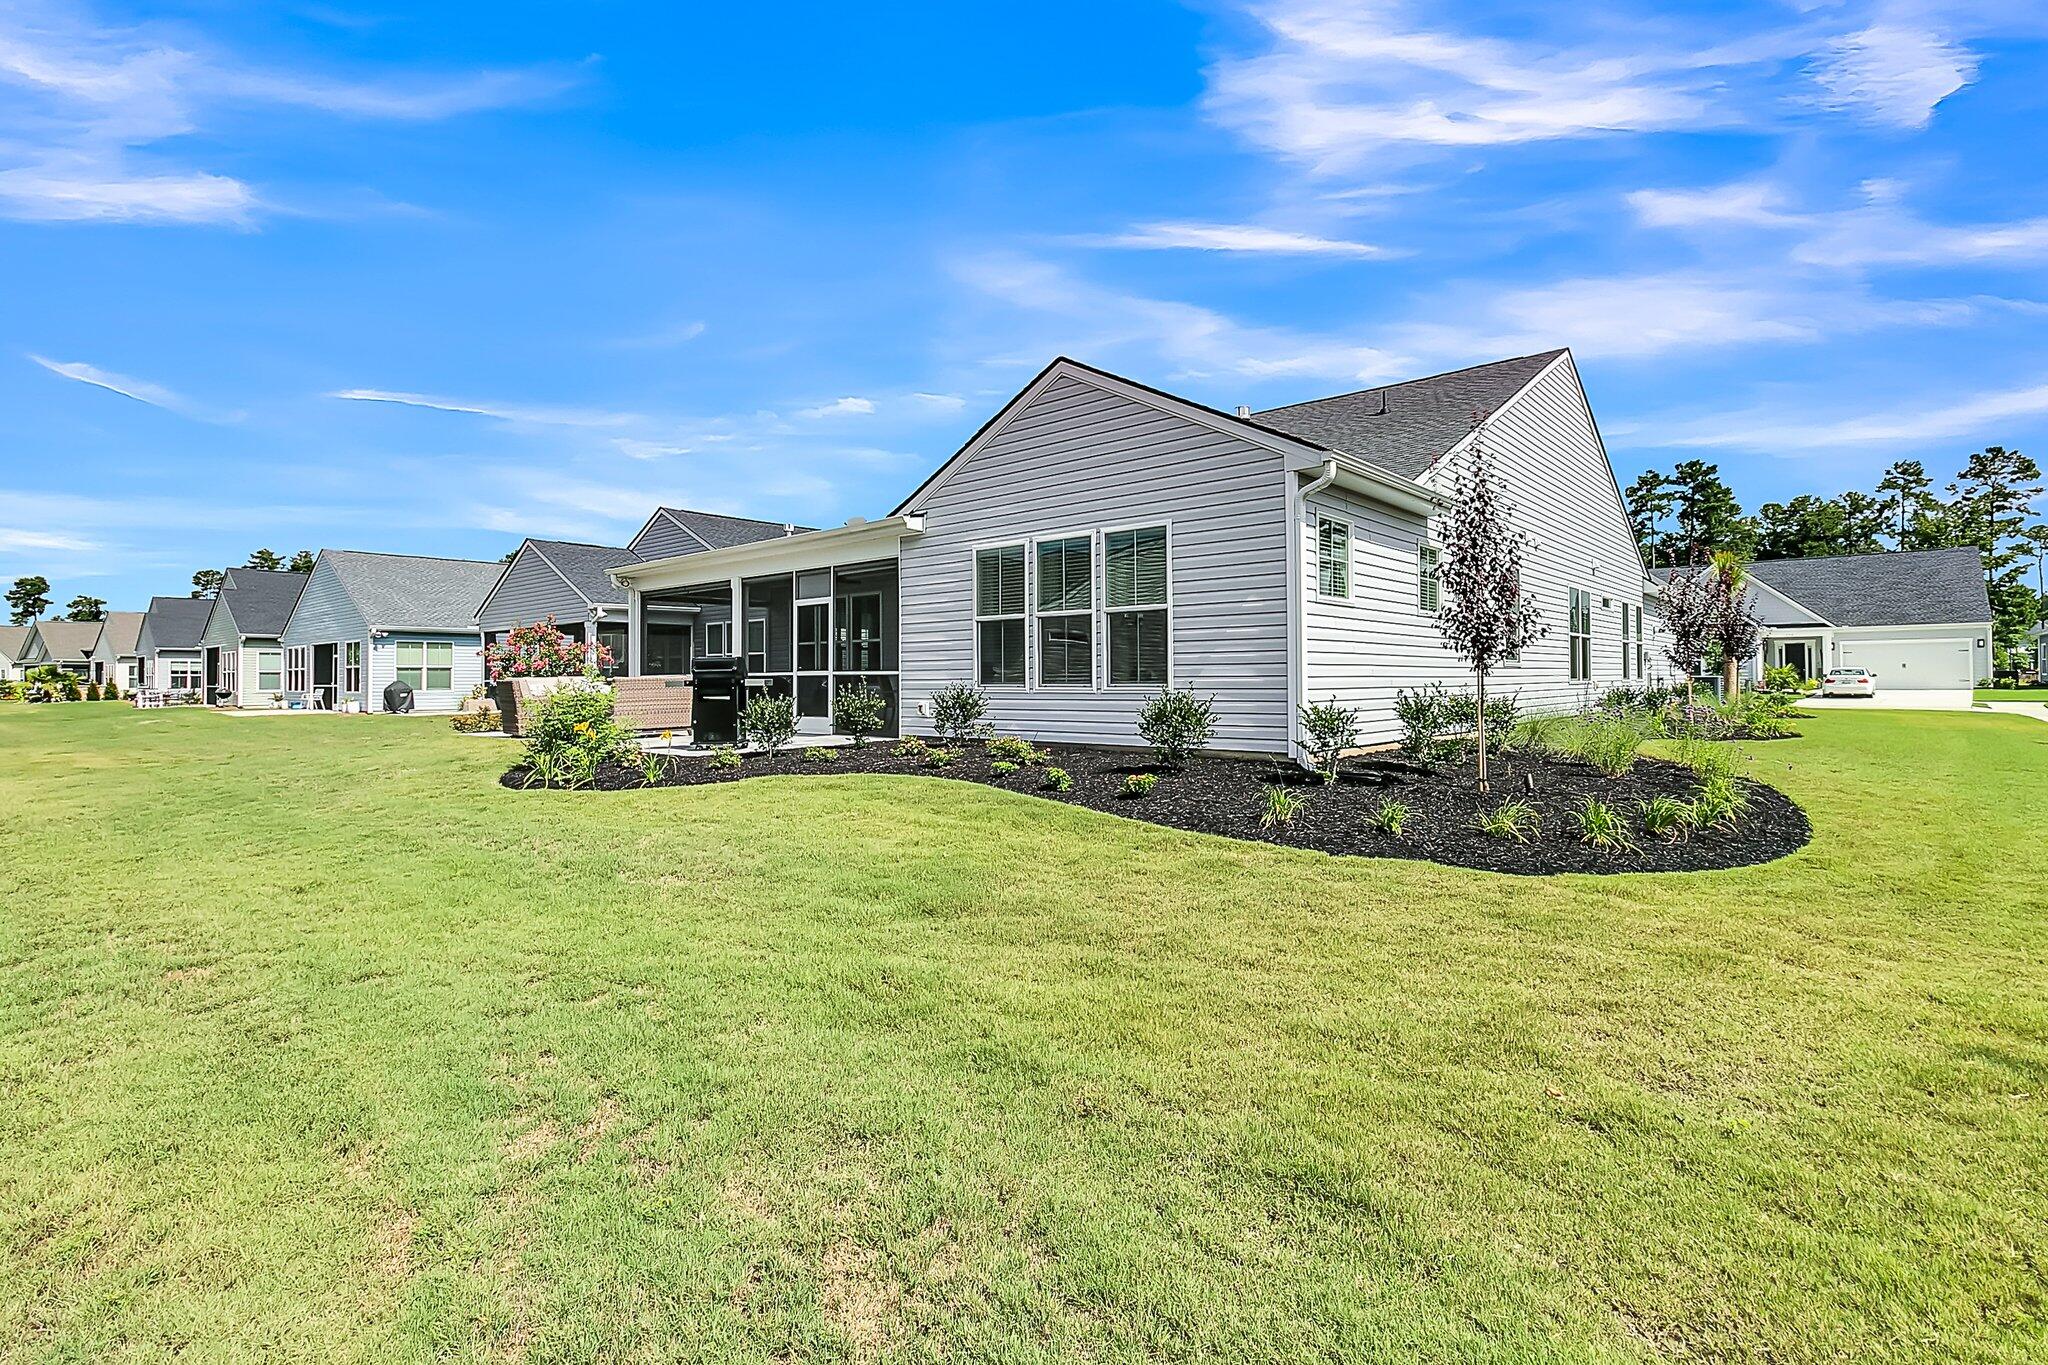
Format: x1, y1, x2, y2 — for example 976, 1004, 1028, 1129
1654, 548, 1992, 690
135, 596, 213, 694
613, 350, 1655, 757
88, 611, 146, 692
280, 550, 502, 713
18, 619, 105, 681
198, 568, 308, 706
0, 625, 27, 681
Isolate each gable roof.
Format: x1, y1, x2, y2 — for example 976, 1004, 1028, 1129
1252, 350, 1569, 481
320, 550, 503, 632
141, 595, 213, 650
214, 568, 307, 637
1746, 547, 1990, 628
527, 538, 642, 605
30, 618, 103, 661
0, 624, 27, 660
650, 507, 809, 551
98, 610, 145, 658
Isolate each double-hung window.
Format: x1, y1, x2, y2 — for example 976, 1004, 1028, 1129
170, 661, 201, 691
285, 646, 308, 693
705, 621, 730, 656
256, 649, 282, 692
1634, 606, 1647, 679
1316, 516, 1350, 598
397, 640, 453, 691
1035, 535, 1093, 687
1620, 603, 1638, 679
1569, 589, 1593, 682
344, 641, 362, 694
1417, 543, 1440, 612
975, 544, 1027, 685
1105, 525, 1168, 686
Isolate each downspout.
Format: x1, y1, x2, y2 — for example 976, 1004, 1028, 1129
1288, 460, 1339, 768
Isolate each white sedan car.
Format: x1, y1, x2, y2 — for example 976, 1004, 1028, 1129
1819, 666, 1878, 698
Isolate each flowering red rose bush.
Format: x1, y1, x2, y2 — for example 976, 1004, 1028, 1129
485, 618, 611, 680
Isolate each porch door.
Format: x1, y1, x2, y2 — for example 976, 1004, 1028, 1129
794, 595, 832, 734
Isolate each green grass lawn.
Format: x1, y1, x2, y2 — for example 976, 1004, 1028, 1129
1975, 688, 2048, 702
2, 705, 2044, 1364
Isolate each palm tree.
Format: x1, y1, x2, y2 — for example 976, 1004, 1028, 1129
1708, 550, 1760, 700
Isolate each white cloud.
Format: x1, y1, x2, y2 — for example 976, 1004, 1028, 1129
1648, 378, 2048, 452
612, 438, 692, 460
0, 164, 257, 224
1091, 221, 1391, 257
330, 388, 639, 429
0, 527, 98, 553
28, 353, 240, 422
1808, 23, 1976, 129
797, 396, 875, 418
911, 392, 967, 411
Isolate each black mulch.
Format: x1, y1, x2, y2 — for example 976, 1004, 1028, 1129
502, 740, 1811, 876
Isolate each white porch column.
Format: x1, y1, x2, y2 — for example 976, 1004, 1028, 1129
729, 575, 743, 662
625, 587, 642, 677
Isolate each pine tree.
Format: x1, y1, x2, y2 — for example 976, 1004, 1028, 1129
246, 548, 285, 572
64, 595, 107, 622
6, 575, 50, 625
286, 550, 316, 574
190, 568, 225, 599
1623, 470, 1676, 565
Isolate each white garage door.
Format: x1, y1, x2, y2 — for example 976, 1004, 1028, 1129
1838, 637, 1973, 689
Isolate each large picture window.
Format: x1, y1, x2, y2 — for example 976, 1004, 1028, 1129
1569, 589, 1593, 682
1105, 525, 1168, 686
1316, 516, 1350, 598
1036, 535, 1093, 687
170, 661, 201, 691
975, 544, 1026, 685
1417, 543, 1440, 613
397, 640, 453, 691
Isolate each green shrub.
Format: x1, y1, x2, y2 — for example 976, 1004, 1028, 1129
1473, 800, 1540, 843
523, 685, 630, 783
105, 682, 121, 701
832, 683, 888, 745
1370, 797, 1412, 838
989, 759, 1020, 776
1394, 684, 1448, 760
1637, 794, 1695, 843
708, 745, 742, 770
1439, 690, 1519, 757
1042, 766, 1072, 792
1672, 738, 1738, 781
84, 682, 100, 701
450, 707, 501, 734
1762, 663, 1802, 693
1121, 772, 1158, 798
801, 746, 839, 763
739, 693, 797, 756
892, 735, 929, 761
1260, 784, 1306, 830
929, 682, 989, 744
1136, 688, 1214, 768
1297, 696, 1359, 784
985, 735, 1041, 765
925, 747, 957, 768
1574, 797, 1637, 852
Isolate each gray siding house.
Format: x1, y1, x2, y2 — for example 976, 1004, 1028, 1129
88, 611, 146, 692
136, 596, 212, 694
0, 625, 31, 682
613, 350, 1655, 758
18, 619, 105, 680
198, 568, 307, 706
280, 550, 502, 712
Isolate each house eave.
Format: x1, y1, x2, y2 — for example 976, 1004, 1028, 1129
612, 515, 924, 592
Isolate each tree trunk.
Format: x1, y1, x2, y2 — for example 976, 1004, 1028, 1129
1722, 652, 1740, 701
1475, 667, 1490, 794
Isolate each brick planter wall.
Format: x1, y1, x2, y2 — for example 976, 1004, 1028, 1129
613, 676, 694, 734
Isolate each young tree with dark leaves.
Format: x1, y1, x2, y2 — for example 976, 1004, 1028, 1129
1662, 553, 1760, 699
6, 575, 50, 625
64, 595, 106, 622
1433, 432, 1547, 792
190, 568, 225, 598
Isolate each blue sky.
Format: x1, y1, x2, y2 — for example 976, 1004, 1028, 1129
3, 0, 2044, 609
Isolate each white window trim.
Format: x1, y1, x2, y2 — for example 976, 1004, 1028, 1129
394, 639, 456, 692
1417, 541, 1440, 614
1030, 528, 1099, 690
745, 616, 769, 676
1315, 514, 1351, 600
1102, 519, 1172, 690
256, 647, 283, 693
972, 539, 1030, 689
1569, 588, 1593, 683
285, 645, 309, 694
704, 620, 731, 656
344, 640, 363, 695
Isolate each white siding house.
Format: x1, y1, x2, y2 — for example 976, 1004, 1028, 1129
614, 349, 1657, 761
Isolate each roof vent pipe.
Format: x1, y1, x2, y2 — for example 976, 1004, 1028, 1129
1235, 405, 1251, 418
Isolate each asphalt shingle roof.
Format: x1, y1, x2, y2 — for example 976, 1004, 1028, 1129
216, 568, 307, 637
0, 625, 27, 660
1252, 349, 1568, 480
141, 595, 213, 649
31, 618, 103, 661
99, 610, 144, 657
325, 550, 504, 631
1745, 547, 1990, 627
656, 507, 809, 550
527, 539, 641, 604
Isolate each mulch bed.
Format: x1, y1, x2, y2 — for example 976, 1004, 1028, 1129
503, 738, 1811, 876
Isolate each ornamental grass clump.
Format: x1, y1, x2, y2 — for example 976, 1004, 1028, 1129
1473, 800, 1540, 843
1260, 785, 1306, 830
1636, 794, 1695, 843
1568, 711, 1653, 778
1689, 774, 1750, 831
1573, 797, 1637, 852
1370, 797, 1412, 838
